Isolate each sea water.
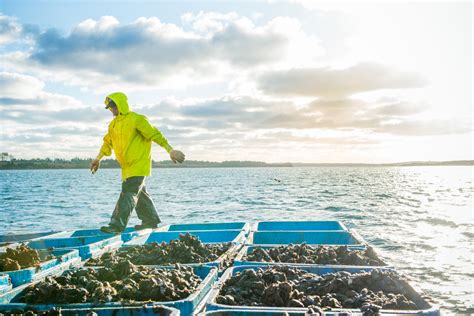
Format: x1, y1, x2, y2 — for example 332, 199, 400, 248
0, 166, 472, 313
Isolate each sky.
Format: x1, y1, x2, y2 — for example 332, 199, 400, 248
0, 1, 472, 163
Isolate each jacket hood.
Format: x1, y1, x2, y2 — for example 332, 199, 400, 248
106, 92, 129, 115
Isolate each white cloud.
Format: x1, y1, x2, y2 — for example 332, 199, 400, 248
75, 15, 120, 32
1, 88, 471, 160
258, 63, 425, 98
181, 11, 243, 35
0, 14, 322, 94
0, 72, 44, 99
0, 72, 82, 111
0, 14, 22, 44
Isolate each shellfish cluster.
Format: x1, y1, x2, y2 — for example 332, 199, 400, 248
86, 233, 230, 266
216, 266, 420, 311
20, 261, 202, 304
244, 244, 385, 266
2, 307, 62, 316
0, 244, 45, 272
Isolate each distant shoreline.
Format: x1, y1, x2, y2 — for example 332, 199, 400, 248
0, 159, 472, 170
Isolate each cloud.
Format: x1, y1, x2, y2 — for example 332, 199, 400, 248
307, 98, 427, 120
142, 96, 306, 131
375, 119, 471, 136
5, 14, 319, 92
249, 130, 380, 145
1, 86, 470, 160
0, 72, 83, 111
0, 70, 466, 155
371, 101, 427, 117
3, 125, 103, 142
0, 72, 107, 142
0, 14, 22, 44
257, 63, 426, 98
305, 98, 470, 135
1, 106, 107, 125
0, 14, 39, 45
0, 72, 44, 99
135, 95, 467, 137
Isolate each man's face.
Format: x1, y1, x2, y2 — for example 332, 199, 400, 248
105, 98, 119, 116
109, 104, 119, 117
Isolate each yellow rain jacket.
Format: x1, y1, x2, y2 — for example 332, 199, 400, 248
96, 92, 173, 181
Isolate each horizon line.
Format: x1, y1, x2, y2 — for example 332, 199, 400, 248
1, 157, 473, 166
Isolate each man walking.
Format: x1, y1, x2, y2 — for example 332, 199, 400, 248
90, 92, 185, 234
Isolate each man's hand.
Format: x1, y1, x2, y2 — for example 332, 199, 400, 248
170, 150, 185, 164
90, 159, 100, 174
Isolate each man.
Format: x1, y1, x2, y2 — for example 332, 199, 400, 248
90, 92, 185, 234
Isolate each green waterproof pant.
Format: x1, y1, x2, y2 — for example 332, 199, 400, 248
108, 176, 161, 230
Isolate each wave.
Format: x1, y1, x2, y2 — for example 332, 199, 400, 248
374, 193, 392, 198
419, 217, 458, 228
461, 231, 474, 239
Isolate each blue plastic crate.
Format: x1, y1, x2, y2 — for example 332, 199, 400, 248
0, 231, 60, 244
46, 227, 152, 243
234, 245, 389, 268
247, 231, 365, 247
0, 275, 9, 287
165, 222, 250, 234
126, 230, 247, 246
0, 285, 11, 296
0, 265, 218, 316
253, 221, 347, 232
0, 231, 62, 250
27, 234, 123, 260
206, 265, 440, 316
122, 230, 246, 268
0, 304, 180, 315
0, 275, 11, 296
1, 249, 81, 287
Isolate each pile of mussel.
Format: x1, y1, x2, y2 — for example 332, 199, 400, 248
216, 266, 420, 312
243, 244, 385, 266
86, 233, 230, 266
2, 307, 62, 316
20, 261, 202, 304
0, 244, 46, 272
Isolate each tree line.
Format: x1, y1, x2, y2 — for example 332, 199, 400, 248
0, 158, 292, 169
